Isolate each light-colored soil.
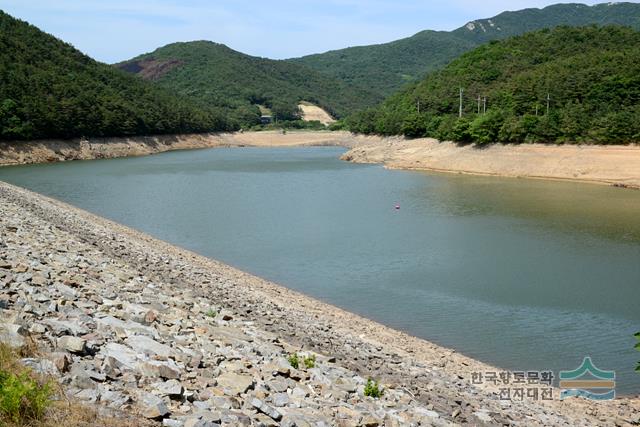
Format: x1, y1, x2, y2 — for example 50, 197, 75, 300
341, 137, 640, 189
298, 104, 336, 125
2, 131, 640, 190
0, 132, 355, 167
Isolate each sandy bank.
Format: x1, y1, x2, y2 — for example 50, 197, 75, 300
0, 131, 358, 167
3, 131, 640, 189
1, 182, 638, 426
341, 137, 640, 189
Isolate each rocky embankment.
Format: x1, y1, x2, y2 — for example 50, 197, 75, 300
0, 181, 639, 426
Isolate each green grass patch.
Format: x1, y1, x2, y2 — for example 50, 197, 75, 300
303, 355, 316, 369
288, 353, 299, 370
0, 343, 53, 425
364, 378, 383, 398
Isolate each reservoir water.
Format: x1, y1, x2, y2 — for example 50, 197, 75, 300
1, 146, 639, 395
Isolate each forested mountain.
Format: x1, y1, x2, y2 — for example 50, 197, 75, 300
346, 26, 640, 145
0, 11, 234, 141
117, 42, 382, 125
291, 2, 640, 97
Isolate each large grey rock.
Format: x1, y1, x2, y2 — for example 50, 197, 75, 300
139, 391, 170, 419
216, 372, 254, 395
101, 390, 130, 409
251, 398, 282, 421
272, 392, 289, 407
154, 379, 184, 397
125, 335, 173, 358
43, 319, 88, 336
0, 323, 26, 348
184, 418, 220, 427
21, 358, 58, 375
97, 316, 159, 338
139, 360, 182, 379
101, 342, 139, 371
57, 336, 86, 354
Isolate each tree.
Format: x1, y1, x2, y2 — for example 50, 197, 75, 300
347, 26, 640, 146
271, 101, 301, 122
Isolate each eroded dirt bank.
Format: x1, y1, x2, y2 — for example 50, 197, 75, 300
341, 137, 640, 189
1, 182, 639, 426
3, 132, 640, 189
0, 131, 360, 167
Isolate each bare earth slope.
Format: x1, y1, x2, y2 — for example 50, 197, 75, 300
298, 104, 336, 125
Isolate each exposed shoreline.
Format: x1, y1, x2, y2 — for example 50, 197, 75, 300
0, 131, 359, 167
340, 137, 640, 189
1, 182, 639, 425
2, 132, 640, 190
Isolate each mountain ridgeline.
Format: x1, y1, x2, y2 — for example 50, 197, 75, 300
291, 2, 640, 97
0, 11, 235, 141
116, 42, 382, 126
346, 26, 640, 144
2, 3, 640, 143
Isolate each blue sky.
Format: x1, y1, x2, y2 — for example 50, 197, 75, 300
0, 0, 617, 63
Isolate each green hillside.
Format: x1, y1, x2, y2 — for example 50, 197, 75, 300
346, 26, 640, 144
116, 41, 382, 125
292, 2, 640, 97
0, 11, 233, 141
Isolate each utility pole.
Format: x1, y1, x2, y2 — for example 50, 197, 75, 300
546, 93, 550, 116
459, 88, 464, 118
483, 97, 487, 115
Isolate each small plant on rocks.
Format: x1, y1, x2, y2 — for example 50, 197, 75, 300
303, 354, 316, 369
205, 309, 217, 318
0, 344, 53, 424
635, 332, 640, 373
364, 378, 383, 398
288, 353, 299, 369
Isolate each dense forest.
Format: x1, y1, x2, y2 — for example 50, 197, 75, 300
117, 41, 381, 127
292, 2, 640, 97
346, 26, 640, 145
0, 11, 235, 141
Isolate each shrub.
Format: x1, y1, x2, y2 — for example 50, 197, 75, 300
205, 309, 217, 318
636, 332, 640, 372
303, 355, 316, 369
469, 110, 505, 144
0, 371, 53, 423
450, 117, 473, 143
0, 344, 53, 425
288, 353, 299, 370
364, 378, 382, 398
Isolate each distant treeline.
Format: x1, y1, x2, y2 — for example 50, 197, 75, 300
346, 26, 640, 144
0, 11, 236, 141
